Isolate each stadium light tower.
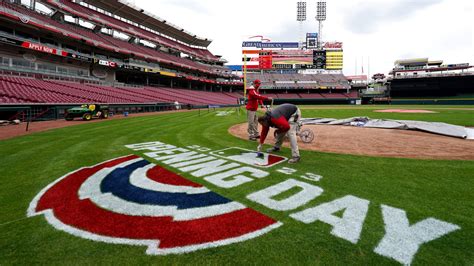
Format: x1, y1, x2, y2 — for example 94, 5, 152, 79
296, 1, 307, 48
316, 1, 327, 49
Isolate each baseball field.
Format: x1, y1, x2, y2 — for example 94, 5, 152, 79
0, 105, 473, 265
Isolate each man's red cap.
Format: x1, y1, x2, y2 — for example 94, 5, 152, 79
254, 79, 261, 84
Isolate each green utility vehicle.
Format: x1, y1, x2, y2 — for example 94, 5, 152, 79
65, 104, 109, 121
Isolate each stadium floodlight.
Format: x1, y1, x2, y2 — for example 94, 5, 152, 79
297, 1, 307, 48
316, 1, 326, 21
297, 1, 307, 22
316, 1, 326, 48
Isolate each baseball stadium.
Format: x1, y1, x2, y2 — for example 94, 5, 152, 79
0, 0, 473, 265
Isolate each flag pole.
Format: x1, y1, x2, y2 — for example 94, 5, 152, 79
243, 54, 248, 98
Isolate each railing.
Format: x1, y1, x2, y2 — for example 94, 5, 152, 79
8, 110, 26, 121
30, 107, 52, 121
0, 66, 101, 84
390, 71, 474, 80
0, 103, 181, 122
0, 106, 31, 130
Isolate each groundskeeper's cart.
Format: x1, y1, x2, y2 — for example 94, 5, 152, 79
65, 104, 109, 121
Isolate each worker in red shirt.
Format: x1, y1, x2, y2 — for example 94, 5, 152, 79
246, 79, 271, 141
257, 103, 302, 163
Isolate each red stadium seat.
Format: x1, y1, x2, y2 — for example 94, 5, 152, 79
0, 76, 242, 105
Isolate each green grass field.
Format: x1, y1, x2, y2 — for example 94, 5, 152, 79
0, 105, 473, 265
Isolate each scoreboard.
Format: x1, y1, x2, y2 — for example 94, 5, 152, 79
258, 51, 273, 69
313, 50, 326, 69
242, 39, 343, 71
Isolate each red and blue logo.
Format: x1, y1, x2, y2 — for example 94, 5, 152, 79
28, 155, 281, 255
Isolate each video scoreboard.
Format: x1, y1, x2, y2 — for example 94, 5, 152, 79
242, 35, 343, 71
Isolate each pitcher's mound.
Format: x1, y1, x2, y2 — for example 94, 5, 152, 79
229, 123, 474, 160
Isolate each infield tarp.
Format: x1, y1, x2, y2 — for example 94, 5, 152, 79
301, 117, 474, 140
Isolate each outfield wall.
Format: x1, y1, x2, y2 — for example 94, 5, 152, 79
0, 103, 179, 121
390, 75, 474, 98
390, 99, 474, 105
272, 98, 358, 105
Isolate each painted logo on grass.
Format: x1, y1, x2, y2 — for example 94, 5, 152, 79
210, 147, 287, 168
27, 155, 282, 255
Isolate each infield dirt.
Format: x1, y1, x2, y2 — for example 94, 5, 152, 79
229, 123, 474, 160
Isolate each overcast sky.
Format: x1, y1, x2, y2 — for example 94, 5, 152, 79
133, 0, 473, 76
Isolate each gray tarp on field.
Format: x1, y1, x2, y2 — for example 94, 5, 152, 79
301, 117, 474, 140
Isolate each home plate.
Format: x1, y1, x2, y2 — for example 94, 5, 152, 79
210, 148, 287, 168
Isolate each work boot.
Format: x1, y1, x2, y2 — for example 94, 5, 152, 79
266, 146, 280, 153
288, 157, 300, 164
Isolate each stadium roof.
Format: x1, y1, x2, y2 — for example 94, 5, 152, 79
394, 58, 429, 66
428, 60, 443, 66
81, 0, 212, 48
